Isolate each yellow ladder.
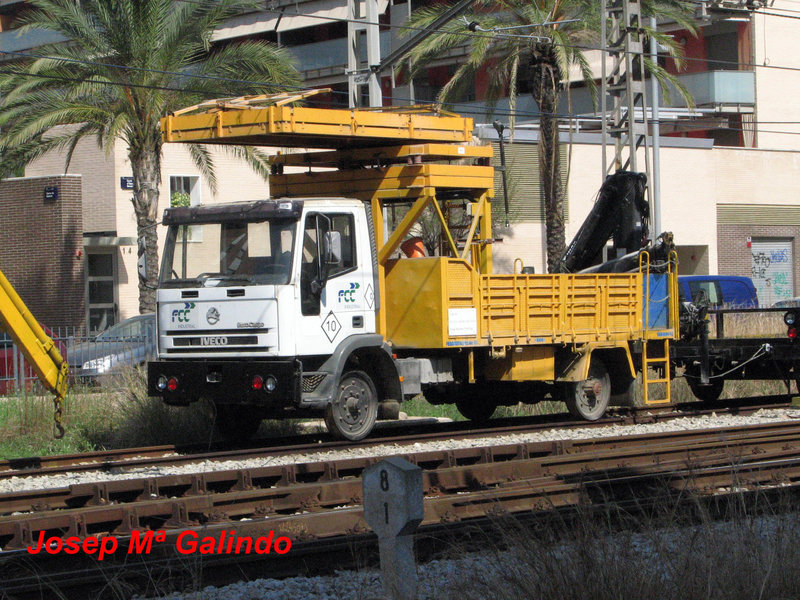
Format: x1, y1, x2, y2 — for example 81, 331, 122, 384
642, 338, 671, 404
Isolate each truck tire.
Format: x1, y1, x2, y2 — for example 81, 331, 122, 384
565, 358, 610, 421
325, 370, 378, 441
215, 405, 262, 439
455, 395, 496, 422
688, 378, 724, 402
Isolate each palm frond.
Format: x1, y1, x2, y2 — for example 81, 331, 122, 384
187, 144, 217, 195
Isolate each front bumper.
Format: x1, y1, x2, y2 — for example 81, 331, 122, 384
147, 359, 301, 406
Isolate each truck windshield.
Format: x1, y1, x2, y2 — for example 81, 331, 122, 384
161, 219, 297, 287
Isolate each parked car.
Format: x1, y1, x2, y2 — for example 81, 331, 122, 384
68, 314, 156, 380
772, 297, 800, 309
0, 325, 67, 394
678, 275, 759, 308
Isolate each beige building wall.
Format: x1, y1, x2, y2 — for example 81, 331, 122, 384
27, 136, 273, 322
114, 142, 273, 318
753, 10, 800, 150
493, 142, 800, 276
26, 134, 117, 233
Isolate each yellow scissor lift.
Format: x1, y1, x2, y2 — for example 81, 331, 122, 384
0, 269, 68, 436
162, 90, 497, 337
161, 90, 678, 410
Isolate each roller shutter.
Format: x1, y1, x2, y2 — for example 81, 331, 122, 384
750, 239, 793, 306
490, 142, 568, 223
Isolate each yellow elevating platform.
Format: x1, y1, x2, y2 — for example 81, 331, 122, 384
162, 90, 473, 149
160, 91, 677, 359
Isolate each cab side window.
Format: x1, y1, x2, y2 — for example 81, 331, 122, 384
689, 281, 721, 306
300, 213, 357, 316
328, 214, 356, 278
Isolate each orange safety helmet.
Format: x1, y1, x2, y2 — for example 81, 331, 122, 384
400, 236, 427, 258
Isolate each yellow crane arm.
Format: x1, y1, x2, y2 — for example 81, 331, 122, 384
0, 269, 68, 436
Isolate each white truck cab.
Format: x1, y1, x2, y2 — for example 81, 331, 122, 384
148, 198, 402, 440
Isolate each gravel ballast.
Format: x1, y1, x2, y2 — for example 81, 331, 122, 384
2, 408, 799, 494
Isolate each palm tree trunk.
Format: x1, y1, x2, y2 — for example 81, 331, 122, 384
538, 87, 565, 274
130, 150, 161, 314
530, 48, 565, 274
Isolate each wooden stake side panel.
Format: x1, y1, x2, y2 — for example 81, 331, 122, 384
162, 105, 474, 148
384, 257, 648, 350
479, 273, 644, 345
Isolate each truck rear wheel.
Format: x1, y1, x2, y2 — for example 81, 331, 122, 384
565, 358, 610, 421
455, 395, 496, 422
688, 378, 724, 402
325, 370, 378, 441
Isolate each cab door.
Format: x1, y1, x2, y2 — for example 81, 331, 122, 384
295, 209, 375, 356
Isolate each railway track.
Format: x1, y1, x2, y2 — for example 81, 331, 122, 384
2, 397, 800, 598
0, 394, 792, 482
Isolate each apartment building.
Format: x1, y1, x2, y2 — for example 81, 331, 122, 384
0, 0, 798, 328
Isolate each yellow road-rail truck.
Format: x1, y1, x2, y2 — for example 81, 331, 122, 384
147, 92, 678, 440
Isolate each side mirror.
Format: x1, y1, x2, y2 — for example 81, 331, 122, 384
137, 237, 148, 283
323, 231, 342, 266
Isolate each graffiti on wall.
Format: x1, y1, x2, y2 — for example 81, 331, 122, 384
751, 245, 792, 306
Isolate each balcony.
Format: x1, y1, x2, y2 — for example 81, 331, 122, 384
660, 70, 755, 110
0, 27, 64, 54
288, 31, 390, 77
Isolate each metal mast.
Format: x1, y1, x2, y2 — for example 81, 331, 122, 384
601, 0, 652, 191
348, 0, 382, 108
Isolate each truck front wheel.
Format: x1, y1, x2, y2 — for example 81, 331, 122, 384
565, 358, 611, 421
325, 370, 378, 441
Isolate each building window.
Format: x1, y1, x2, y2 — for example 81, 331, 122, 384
170, 175, 201, 241
86, 250, 117, 333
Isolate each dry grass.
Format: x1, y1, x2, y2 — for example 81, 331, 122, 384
707, 310, 785, 339
86, 366, 218, 448
437, 493, 800, 600
0, 367, 302, 458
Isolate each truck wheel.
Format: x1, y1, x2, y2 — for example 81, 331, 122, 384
325, 370, 378, 441
565, 358, 610, 421
215, 405, 262, 439
688, 378, 724, 402
455, 396, 496, 422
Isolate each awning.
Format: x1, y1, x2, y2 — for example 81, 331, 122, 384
213, 0, 388, 40
83, 236, 136, 247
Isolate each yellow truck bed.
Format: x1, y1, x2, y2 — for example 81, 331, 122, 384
385, 257, 647, 349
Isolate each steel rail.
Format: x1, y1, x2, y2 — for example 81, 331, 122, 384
2, 417, 799, 518
4, 418, 800, 597
4, 419, 800, 545
0, 394, 792, 482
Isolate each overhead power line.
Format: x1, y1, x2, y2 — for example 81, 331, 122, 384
3, 1, 800, 131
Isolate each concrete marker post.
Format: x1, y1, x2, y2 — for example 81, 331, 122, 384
362, 457, 424, 600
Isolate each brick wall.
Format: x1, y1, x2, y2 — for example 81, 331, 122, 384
0, 176, 85, 331
717, 224, 800, 296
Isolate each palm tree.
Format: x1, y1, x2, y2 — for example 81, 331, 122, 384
402, 0, 695, 272
0, 0, 300, 312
